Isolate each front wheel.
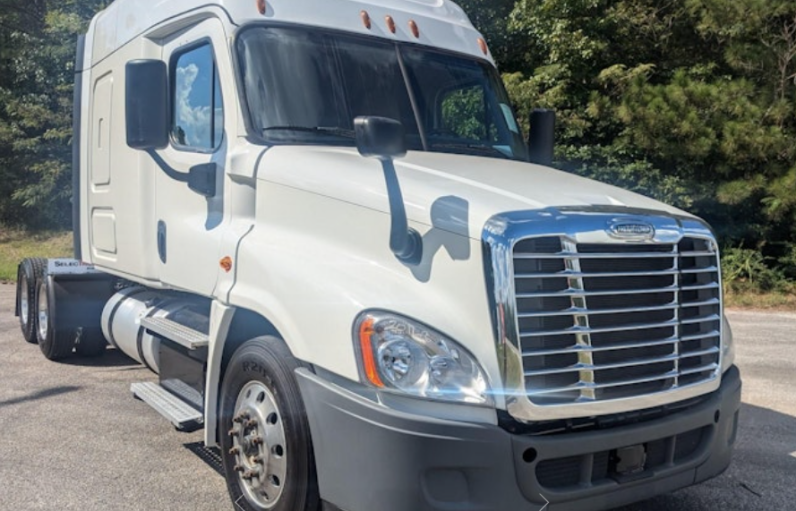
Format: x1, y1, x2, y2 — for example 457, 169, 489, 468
219, 337, 320, 511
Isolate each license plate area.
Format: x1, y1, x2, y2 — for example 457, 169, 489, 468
609, 444, 652, 483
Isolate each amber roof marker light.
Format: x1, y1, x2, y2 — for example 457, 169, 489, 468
361, 10, 372, 30
478, 37, 489, 55
385, 15, 396, 34
256, 0, 266, 15
408, 20, 420, 38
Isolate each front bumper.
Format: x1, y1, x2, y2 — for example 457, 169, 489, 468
296, 366, 741, 511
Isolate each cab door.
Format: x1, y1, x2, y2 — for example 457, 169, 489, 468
155, 19, 230, 295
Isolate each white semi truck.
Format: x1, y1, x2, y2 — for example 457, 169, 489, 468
14, 1, 741, 510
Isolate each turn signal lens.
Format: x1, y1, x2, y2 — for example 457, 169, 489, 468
256, 0, 266, 15
358, 317, 385, 388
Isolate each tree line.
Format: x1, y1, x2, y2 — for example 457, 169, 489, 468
1, 0, 794, 289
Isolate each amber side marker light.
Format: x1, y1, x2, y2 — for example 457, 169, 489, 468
361, 10, 372, 29
359, 317, 385, 388
220, 256, 233, 273
408, 20, 420, 38
385, 15, 396, 34
256, 0, 266, 15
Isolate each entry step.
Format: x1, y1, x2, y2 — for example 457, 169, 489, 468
141, 316, 209, 350
131, 381, 204, 431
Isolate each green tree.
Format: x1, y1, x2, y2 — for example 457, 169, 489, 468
0, 0, 108, 228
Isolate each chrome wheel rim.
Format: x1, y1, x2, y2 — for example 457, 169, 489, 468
20, 274, 29, 327
229, 381, 287, 509
37, 283, 48, 340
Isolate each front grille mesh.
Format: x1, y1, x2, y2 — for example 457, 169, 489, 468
513, 236, 721, 405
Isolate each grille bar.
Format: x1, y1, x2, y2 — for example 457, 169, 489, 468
515, 282, 719, 299
515, 250, 715, 260
522, 336, 679, 357
523, 346, 720, 377
512, 234, 722, 406
526, 370, 680, 396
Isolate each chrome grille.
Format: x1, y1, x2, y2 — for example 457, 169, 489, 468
513, 236, 721, 405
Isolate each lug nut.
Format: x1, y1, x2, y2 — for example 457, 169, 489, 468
252, 436, 264, 446
229, 447, 240, 455
233, 464, 243, 472
252, 455, 264, 464
228, 428, 237, 436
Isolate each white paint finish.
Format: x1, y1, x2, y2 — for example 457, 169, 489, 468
230, 181, 504, 408
203, 301, 235, 448
90, 73, 113, 187
155, 18, 231, 296
259, 146, 694, 241
88, 0, 489, 68
82, 36, 162, 279
91, 209, 117, 256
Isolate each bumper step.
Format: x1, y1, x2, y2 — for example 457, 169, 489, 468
141, 316, 209, 350
131, 381, 203, 431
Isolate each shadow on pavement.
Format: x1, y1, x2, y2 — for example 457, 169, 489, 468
60, 347, 139, 368
0, 385, 81, 408
184, 441, 224, 477
612, 402, 796, 510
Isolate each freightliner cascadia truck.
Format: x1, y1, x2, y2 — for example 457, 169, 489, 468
14, 0, 741, 510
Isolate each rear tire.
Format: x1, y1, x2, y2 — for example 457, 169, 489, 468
16, 258, 46, 343
35, 277, 76, 360
219, 336, 320, 511
75, 327, 107, 357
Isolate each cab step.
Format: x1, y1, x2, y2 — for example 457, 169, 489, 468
131, 381, 204, 431
141, 316, 209, 350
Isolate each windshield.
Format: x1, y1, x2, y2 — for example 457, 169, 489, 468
236, 26, 529, 162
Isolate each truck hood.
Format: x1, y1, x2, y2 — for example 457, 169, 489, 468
259, 146, 691, 239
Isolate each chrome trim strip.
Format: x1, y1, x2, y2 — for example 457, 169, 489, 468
482, 207, 723, 422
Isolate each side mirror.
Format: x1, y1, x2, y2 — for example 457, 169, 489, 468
126, 60, 169, 150
354, 116, 407, 160
528, 108, 555, 166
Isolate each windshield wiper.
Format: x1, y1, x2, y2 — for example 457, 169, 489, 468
431, 142, 513, 160
262, 126, 356, 139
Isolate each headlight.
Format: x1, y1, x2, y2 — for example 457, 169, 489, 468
354, 311, 492, 405
721, 314, 735, 373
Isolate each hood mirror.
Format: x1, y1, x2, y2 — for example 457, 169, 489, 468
354, 116, 422, 265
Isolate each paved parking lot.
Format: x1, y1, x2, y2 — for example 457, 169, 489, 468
0, 284, 793, 510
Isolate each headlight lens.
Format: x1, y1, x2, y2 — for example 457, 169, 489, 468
721, 314, 735, 373
354, 311, 492, 405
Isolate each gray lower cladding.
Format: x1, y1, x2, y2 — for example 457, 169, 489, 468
296, 366, 741, 511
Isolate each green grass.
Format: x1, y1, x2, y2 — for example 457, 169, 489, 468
0, 229, 73, 283
724, 289, 796, 311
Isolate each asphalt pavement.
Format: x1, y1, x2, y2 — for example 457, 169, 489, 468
0, 284, 793, 510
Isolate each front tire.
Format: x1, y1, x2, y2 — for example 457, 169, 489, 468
35, 277, 75, 360
219, 337, 320, 511
17, 258, 46, 343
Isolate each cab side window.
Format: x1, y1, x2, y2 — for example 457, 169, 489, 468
172, 43, 223, 150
